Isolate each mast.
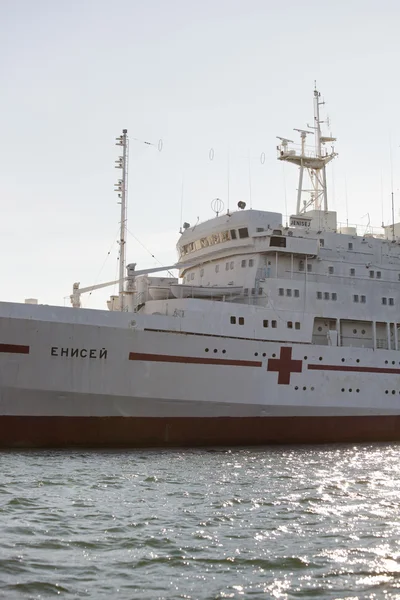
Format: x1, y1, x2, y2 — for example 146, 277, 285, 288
115, 129, 129, 311
277, 86, 337, 215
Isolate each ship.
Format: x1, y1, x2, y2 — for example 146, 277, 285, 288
2, 88, 400, 448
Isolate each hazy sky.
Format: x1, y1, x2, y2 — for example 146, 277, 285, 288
1, 0, 400, 308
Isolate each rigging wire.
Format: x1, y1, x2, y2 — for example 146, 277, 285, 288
87, 228, 120, 300
126, 227, 175, 277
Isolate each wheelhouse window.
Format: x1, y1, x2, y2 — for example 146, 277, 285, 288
230, 229, 237, 239
225, 263, 229, 271
348, 242, 353, 250
279, 288, 284, 296
249, 259, 254, 267
241, 260, 246, 267
238, 317, 245, 325
317, 291, 322, 299
295, 322, 301, 330
360, 295, 366, 303
270, 236, 286, 248
238, 227, 249, 239
307, 263, 312, 272
353, 295, 359, 302
369, 271, 374, 278
271, 320, 277, 328
263, 320, 269, 328
324, 292, 329, 300
230, 316, 236, 324
382, 297, 387, 305
286, 289, 292, 297
230, 261, 234, 270
332, 292, 337, 301
328, 266, 334, 274
350, 268, 355, 276
215, 265, 219, 273
377, 271, 382, 279
389, 298, 394, 306
287, 321, 293, 329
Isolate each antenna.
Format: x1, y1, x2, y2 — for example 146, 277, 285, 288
179, 174, 184, 234
248, 150, 252, 209
390, 139, 395, 241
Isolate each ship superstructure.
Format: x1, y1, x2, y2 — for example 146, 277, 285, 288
2, 88, 400, 448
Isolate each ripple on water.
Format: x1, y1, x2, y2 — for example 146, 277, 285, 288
1, 445, 400, 598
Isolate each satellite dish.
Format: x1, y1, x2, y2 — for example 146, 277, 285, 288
211, 198, 224, 216
237, 201, 246, 210
183, 222, 190, 230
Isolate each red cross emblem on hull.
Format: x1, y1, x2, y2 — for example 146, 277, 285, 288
267, 347, 302, 385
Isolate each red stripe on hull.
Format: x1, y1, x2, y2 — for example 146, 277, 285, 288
308, 364, 400, 374
0, 344, 29, 354
129, 352, 262, 368
1, 416, 400, 448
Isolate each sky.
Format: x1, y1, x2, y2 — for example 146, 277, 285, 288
1, 0, 400, 308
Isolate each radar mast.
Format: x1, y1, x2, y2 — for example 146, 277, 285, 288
277, 86, 337, 215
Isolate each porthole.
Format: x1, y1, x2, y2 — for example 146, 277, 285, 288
254, 352, 259, 357
319, 356, 323, 361
272, 353, 276, 358
385, 360, 388, 365
222, 349, 226, 354
356, 359, 360, 363
393, 361, 396, 365
385, 390, 389, 394
349, 389, 352, 393
213, 349, 218, 353
356, 389, 360, 393
353, 329, 357, 334
318, 326, 322, 332
341, 358, 345, 362
311, 386, 315, 391
341, 388, 345, 392
205, 348, 209, 352
304, 356, 308, 360
303, 386, 306, 391
361, 329, 366, 335
392, 390, 396, 395
295, 386, 299, 390
262, 352, 266, 357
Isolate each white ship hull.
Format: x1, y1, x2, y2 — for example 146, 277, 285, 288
2, 301, 400, 447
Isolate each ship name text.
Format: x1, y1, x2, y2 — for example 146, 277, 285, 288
50, 347, 108, 359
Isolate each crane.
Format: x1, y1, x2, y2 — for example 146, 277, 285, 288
70, 264, 177, 308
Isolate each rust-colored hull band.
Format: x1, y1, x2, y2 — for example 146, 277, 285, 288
129, 352, 262, 367
0, 344, 29, 354
1, 415, 400, 448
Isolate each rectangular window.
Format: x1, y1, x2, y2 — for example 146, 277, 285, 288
324, 292, 330, 300
389, 298, 394, 306
350, 268, 355, 276
307, 263, 312, 272
251, 288, 256, 295
299, 261, 304, 271
377, 271, 382, 279
369, 271, 374, 278
317, 291, 322, 299
256, 227, 264, 232
328, 266, 334, 274
241, 259, 246, 268
225, 263, 229, 271
294, 289, 300, 298
238, 227, 249, 239
332, 292, 337, 301
258, 287, 263, 295
230, 261, 234, 270
270, 236, 286, 248
353, 295, 359, 303
348, 242, 353, 250
279, 288, 284, 296
295, 322, 301, 330
230, 316, 236, 324
230, 229, 237, 239
360, 295, 366, 303
238, 317, 245, 325
287, 321, 293, 329
200, 268, 204, 277
263, 319, 269, 328
244, 288, 249, 296
286, 289, 292, 297
215, 265, 219, 273
249, 259, 254, 267
272, 320, 277, 328
320, 239, 324, 247
382, 297, 387, 305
